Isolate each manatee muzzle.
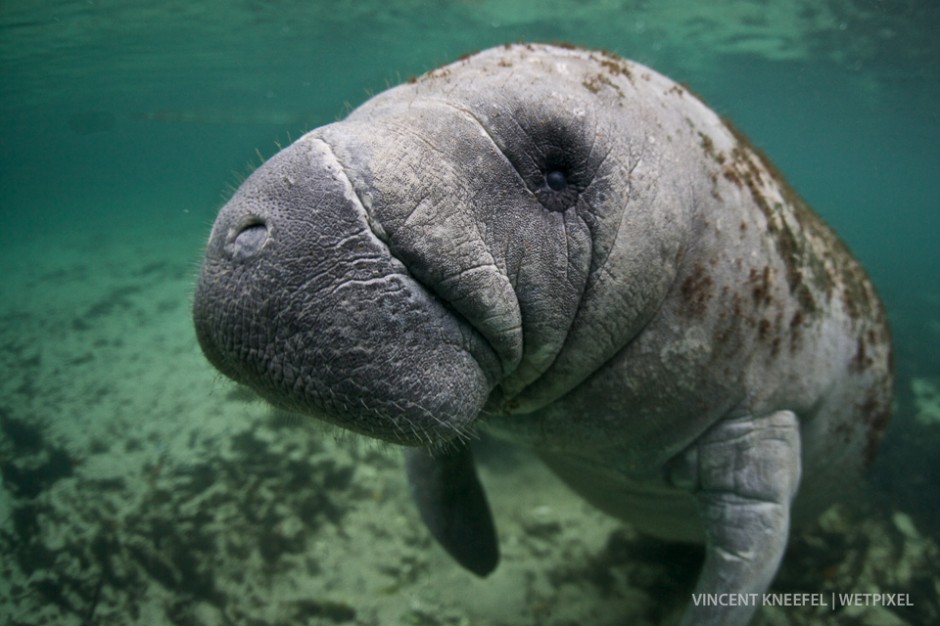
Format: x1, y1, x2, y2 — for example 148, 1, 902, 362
193, 138, 499, 446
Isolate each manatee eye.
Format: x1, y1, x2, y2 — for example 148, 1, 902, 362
545, 170, 568, 191
536, 166, 579, 212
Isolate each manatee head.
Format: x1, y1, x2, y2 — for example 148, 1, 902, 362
193, 45, 692, 447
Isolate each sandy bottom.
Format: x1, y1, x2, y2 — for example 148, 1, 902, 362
1, 223, 937, 626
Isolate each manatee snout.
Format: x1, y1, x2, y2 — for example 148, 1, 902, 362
193, 136, 498, 446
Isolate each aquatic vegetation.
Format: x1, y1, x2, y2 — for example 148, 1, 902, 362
911, 378, 940, 426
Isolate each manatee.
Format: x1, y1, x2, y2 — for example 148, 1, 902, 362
193, 44, 893, 625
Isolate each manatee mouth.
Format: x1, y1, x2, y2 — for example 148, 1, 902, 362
194, 240, 496, 446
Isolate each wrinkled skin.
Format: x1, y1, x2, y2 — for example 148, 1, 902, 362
193, 44, 893, 625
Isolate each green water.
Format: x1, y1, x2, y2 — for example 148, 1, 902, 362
2, 1, 939, 625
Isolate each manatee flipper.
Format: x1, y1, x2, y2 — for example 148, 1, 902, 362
670, 411, 802, 626
404, 443, 499, 577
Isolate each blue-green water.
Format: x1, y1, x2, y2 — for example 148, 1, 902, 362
2, 2, 939, 625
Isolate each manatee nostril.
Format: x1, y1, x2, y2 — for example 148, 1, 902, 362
229, 221, 269, 260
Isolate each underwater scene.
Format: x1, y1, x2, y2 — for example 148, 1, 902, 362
1, 1, 939, 625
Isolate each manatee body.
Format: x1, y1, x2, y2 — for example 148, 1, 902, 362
193, 44, 892, 625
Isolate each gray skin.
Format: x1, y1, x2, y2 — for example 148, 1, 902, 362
193, 44, 893, 626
